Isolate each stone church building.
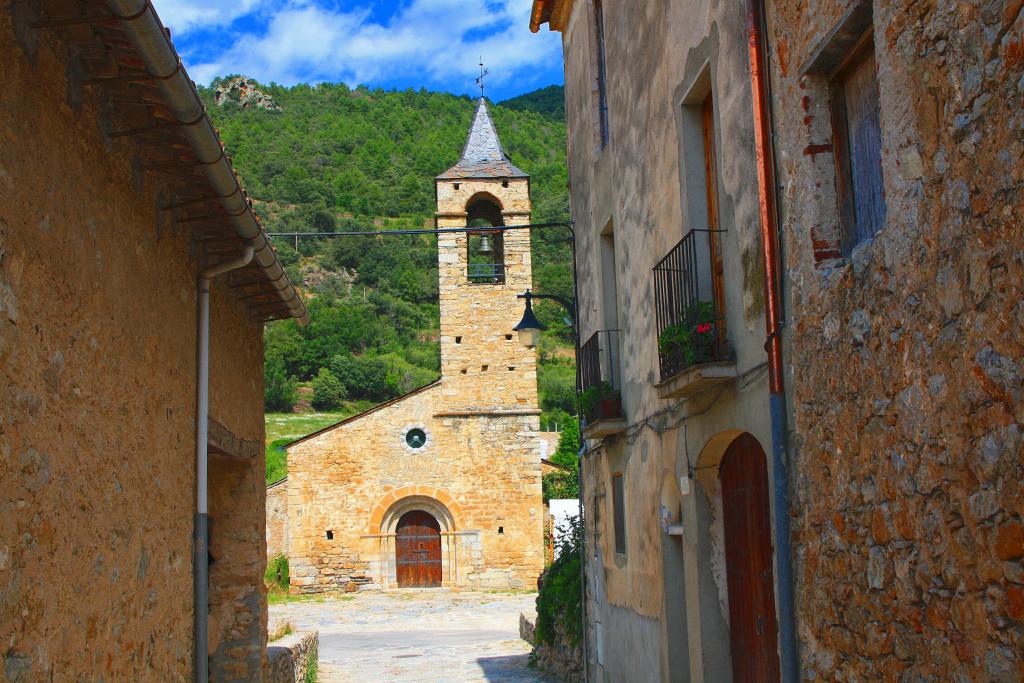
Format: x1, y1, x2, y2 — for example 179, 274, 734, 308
279, 100, 545, 592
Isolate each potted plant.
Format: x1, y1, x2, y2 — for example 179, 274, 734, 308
658, 300, 717, 368
578, 381, 622, 422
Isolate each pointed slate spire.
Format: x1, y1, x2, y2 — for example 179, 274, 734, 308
438, 98, 528, 180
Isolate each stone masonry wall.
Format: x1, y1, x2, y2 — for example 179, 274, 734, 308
286, 384, 545, 592
766, 1, 1024, 679
266, 630, 318, 683
436, 177, 538, 411
267, 477, 290, 559
1, 7, 268, 680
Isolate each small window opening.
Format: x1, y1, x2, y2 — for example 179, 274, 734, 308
481, 365, 489, 372
455, 336, 462, 344
498, 526, 504, 535
505, 334, 513, 341
612, 473, 626, 556
594, 0, 610, 148
501, 179, 509, 188
326, 530, 334, 540
508, 366, 515, 372
461, 368, 468, 374
453, 183, 460, 190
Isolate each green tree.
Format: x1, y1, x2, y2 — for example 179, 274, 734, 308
311, 367, 347, 410
264, 356, 297, 412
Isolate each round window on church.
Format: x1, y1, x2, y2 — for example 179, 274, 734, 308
405, 428, 428, 450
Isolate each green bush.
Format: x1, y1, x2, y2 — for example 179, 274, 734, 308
265, 555, 290, 592
266, 439, 289, 485
542, 470, 578, 501
329, 354, 391, 401
535, 514, 582, 646
264, 356, 297, 412
543, 419, 580, 502
311, 368, 347, 410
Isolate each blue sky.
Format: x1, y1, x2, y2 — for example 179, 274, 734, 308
155, 0, 565, 101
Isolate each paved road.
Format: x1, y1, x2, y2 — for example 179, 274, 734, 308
269, 590, 555, 682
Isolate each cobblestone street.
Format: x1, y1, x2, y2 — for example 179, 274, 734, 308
269, 591, 554, 682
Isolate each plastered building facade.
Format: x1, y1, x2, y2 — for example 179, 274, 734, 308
534, 1, 782, 680
533, 0, 1024, 680
283, 100, 545, 592
2, 2, 306, 680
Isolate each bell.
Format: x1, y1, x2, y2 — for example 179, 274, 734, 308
478, 234, 495, 255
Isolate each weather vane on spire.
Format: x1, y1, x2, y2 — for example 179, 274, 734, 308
475, 58, 489, 100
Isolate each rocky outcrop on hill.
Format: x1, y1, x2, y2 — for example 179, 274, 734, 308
214, 76, 278, 110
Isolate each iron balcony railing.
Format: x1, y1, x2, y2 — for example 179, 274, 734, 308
652, 229, 731, 381
578, 329, 623, 424
467, 263, 505, 284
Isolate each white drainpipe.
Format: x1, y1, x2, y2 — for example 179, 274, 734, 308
194, 244, 254, 683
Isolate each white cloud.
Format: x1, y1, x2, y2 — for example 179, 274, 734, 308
155, 0, 268, 34
159, 0, 562, 94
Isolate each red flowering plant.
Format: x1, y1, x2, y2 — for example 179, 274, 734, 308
657, 300, 717, 368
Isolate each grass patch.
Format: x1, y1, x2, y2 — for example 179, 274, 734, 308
265, 410, 357, 484
267, 592, 352, 605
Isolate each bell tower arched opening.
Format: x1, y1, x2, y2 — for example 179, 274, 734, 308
466, 192, 505, 284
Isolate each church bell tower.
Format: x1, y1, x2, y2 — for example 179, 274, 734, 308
434, 98, 538, 412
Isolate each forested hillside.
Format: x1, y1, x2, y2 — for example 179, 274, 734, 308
200, 78, 576, 432
500, 85, 565, 121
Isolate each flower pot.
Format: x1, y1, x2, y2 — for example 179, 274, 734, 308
598, 397, 622, 420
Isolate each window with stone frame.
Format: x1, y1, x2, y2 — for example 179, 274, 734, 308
829, 30, 886, 256
801, 1, 885, 260
611, 472, 626, 556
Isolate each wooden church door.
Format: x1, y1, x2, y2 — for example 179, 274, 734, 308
720, 432, 780, 682
396, 510, 442, 587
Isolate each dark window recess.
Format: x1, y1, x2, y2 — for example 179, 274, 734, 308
481, 365, 488, 372
505, 334, 513, 341
508, 366, 515, 372
453, 183, 460, 190
612, 473, 626, 555
326, 530, 334, 540
594, 0, 610, 148
831, 32, 885, 256
455, 336, 462, 344
498, 526, 504, 535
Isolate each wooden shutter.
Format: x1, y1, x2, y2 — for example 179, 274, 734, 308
831, 33, 886, 255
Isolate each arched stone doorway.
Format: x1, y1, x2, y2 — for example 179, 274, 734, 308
395, 510, 442, 587
372, 492, 460, 588
719, 432, 780, 682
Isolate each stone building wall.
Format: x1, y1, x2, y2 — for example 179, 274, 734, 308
765, 0, 1024, 679
1, 8, 268, 681
285, 173, 544, 593
286, 384, 545, 592
267, 477, 290, 559
551, 0, 780, 680
436, 177, 538, 411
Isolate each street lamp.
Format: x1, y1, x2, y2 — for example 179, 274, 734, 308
513, 290, 545, 348
513, 289, 577, 349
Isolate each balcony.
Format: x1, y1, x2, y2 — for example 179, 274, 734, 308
578, 329, 626, 439
652, 230, 736, 399
467, 262, 505, 284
